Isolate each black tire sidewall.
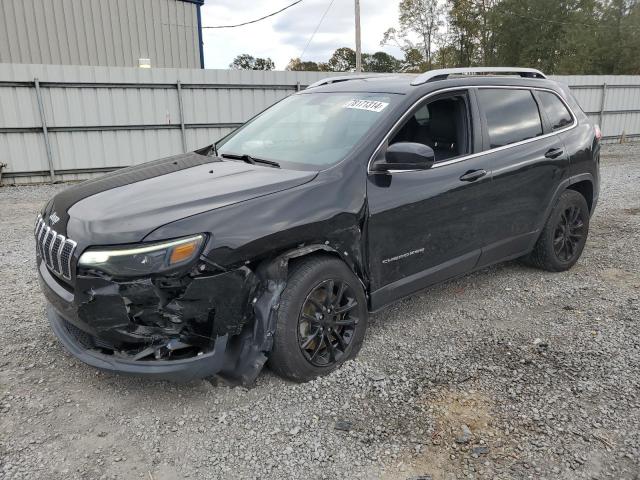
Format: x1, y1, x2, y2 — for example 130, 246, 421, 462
268, 257, 368, 382
541, 190, 590, 271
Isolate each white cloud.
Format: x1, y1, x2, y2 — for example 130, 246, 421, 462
201, 0, 403, 70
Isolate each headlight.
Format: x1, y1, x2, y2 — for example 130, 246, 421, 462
78, 234, 205, 277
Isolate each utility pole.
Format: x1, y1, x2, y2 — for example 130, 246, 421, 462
355, 0, 362, 72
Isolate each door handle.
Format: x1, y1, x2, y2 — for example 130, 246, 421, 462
459, 169, 487, 182
545, 148, 564, 159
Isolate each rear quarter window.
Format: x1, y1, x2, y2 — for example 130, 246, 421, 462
537, 91, 574, 131
477, 88, 543, 148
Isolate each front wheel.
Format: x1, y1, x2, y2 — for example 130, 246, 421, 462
524, 189, 590, 272
268, 256, 368, 382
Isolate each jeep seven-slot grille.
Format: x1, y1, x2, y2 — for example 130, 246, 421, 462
34, 215, 77, 280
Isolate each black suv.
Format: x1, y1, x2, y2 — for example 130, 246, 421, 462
36, 68, 600, 383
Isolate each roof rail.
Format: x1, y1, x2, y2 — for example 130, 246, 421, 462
411, 67, 546, 86
306, 74, 380, 89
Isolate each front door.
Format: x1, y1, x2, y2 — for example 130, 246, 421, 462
366, 90, 492, 309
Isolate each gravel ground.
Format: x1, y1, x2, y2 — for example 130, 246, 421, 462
1, 144, 639, 480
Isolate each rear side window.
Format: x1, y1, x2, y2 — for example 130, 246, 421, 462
537, 91, 574, 130
477, 89, 543, 148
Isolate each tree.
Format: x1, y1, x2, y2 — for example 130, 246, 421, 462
325, 47, 358, 71
382, 0, 446, 69
375, 0, 640, 74
400, 47, 429, 72
446, 0, 499, 67
229, 54, 275, 70
489, 0, 604, 74
363, 51, 402, 72
286, 58, 322, 71
287, 49, 402, 73
622, 1, 640, 74
254, 57, 276, 70
590, 0, 640, 74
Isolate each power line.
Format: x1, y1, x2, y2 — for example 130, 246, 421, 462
203, 0, 303, 29
299, 0, 336, 60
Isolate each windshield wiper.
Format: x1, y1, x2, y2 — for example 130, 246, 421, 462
220, 153, 280, 168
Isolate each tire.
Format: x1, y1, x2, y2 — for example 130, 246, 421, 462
524, 189, 590, 272
268, 256, 368, 382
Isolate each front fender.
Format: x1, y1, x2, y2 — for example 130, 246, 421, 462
144, 162, 369, 287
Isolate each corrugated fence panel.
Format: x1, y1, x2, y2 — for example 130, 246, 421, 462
573, 90, 604, 114
0, 64, 329, 184
0, 132, 49, 173
551, 75, 640, 140
0, 65, 637, 185
42, 86, 182, 126
603, 113, 640, 140
185, 127, 236, 151
0, 85, 41, 128
49, 130, 184, 171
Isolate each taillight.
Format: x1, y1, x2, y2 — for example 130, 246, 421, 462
594, 125, 602, 141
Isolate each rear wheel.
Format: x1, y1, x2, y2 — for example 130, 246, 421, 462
268, 256, 368, 382
524, 189, 590, 272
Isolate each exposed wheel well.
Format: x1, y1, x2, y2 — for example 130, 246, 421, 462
281, 248, 368, 293
287, 250, 341, 271
567, 180, 593, 212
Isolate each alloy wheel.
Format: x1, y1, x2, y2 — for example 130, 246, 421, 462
553, 205, 585, 262
297, 279, 359, 367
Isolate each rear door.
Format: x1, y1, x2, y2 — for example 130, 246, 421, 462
474, 87, 571, 267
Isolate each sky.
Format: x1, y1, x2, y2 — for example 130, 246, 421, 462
200, 0, 404, 70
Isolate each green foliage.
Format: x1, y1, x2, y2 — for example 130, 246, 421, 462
381, 0, 640, 74
281, 1, 640, 75
229, 54, 275, 70
286, 58, 324, 71
382, 0, 446, 68
324, 47, 358, 72
589, 0, 640, 74
363, 51, 403, 72
235, 1, 640, 75
292, 48, 403, 73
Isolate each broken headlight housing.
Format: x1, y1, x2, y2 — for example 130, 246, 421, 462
78, 234, 205, 277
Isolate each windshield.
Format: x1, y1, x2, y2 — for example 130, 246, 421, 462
217, 92, 401, 170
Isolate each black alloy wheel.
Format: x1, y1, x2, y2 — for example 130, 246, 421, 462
268, 256, 368, 382
524, 189, 590, 272
553, 205, 585, 262
297, 279, 359, 367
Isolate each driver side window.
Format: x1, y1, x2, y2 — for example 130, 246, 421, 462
390, 92, 471, 163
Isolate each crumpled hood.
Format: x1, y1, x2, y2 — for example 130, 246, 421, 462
44, 151, 316, 246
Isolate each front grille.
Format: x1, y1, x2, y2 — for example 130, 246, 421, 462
35, 215, 77, 280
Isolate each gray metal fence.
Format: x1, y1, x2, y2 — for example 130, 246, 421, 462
554, 74, 640, 145
0, 64, 638, 185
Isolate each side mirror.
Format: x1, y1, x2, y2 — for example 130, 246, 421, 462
372, 142, 435, 172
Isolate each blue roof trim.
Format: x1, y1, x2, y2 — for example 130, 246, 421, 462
180, 0, 204, 5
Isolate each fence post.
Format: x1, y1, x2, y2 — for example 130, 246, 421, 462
599, 82, 608, 132
34, 78, 56, 182
176, 80, 188, 153
296, 81, 301, 92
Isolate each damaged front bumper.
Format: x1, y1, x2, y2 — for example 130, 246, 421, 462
38, 259, 263, 382
47, 305, 229, 381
